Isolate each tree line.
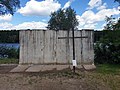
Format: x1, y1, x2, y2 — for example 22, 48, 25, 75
0, 31, 19, 43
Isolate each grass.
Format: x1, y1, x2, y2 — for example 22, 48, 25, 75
88, 64, 120, 90
0, 58, 19, 64
96, 64, 120, 75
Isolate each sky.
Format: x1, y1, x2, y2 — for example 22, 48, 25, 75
0, 0, 120, 30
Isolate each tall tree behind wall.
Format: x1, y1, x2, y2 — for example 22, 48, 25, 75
47, 7, 78, 30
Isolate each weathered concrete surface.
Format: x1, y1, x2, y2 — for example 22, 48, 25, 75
25, 65, 44, 72
26, 65, 69, 72
19, 29, 94, 66
10, 65, 30, 72
83, 65, 96, 70
41, 65, 56, 72
56, 65, 69, 70
10, 64, 94, 72
11, 65, 71, 72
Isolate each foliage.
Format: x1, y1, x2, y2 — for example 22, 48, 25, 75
0, 46, 19, 59
0, 0, 20, 15
114, 0, 120, 4
94, 31, 105, 42
94, 30, 120, 64
104, 16, 115, 30
104, 16, 120, 30
47, 7, 79, 30
0, 31, 19, 43
113, 19, 120, 30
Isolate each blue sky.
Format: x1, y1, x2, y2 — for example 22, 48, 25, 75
0, 0, 119, 30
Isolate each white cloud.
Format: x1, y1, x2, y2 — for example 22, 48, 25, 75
88, 0, 107, 11
84, 0, 120, 29
76, 15, 85, 26
84, 23, 97, 29
81, 10, 96, 23
13, 21, 47, 30
88, 0, 102, 9
0, 21, 47, 30
96, 8, 120, 19
77, 8, 120, 29
0, 14, 12, 21
18, 0, 61, 16
0, 22, 13, 30
97, 3, 107, 10
63, 0, 74, 9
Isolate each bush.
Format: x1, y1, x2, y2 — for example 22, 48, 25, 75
94, 30, 120, 64
0, 46, 19, 59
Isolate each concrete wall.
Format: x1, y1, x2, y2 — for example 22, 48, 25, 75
19, 29, 94, 65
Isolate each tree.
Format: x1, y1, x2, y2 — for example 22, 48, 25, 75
0, 0, 20, 15
113, 18, 120, 30
114, 0, 120, 4
104, 16, 120, 30
47, 7, 79, 30
104, 16, 115, 30
94, 30, 120, 64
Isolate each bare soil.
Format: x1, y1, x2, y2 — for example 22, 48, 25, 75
0, 65, 119, 90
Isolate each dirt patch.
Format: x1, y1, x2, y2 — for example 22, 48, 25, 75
0, 72, 110, 90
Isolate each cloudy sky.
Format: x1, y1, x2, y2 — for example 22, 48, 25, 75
0, 0, 120, 30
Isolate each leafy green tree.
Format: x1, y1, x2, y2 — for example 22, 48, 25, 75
104, 16, 120, 30
94, 30, 120, 64
0, 0, 20, 15
47, 7, 78, 30
113, 18, 120, 30
104, 16, 115, 30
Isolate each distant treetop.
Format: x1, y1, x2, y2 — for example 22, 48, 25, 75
47, 7, 79, 30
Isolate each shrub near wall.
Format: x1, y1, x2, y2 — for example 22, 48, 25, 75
94, 30, 120, 64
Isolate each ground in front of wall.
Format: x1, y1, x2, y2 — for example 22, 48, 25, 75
0, 64, 119, 90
